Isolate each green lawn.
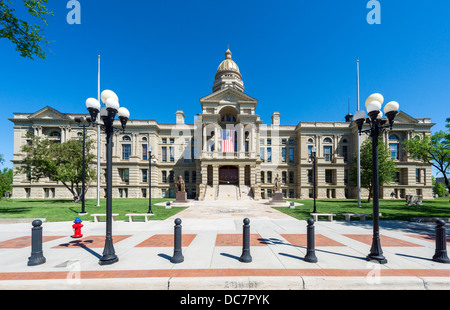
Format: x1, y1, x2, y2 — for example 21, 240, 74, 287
277, 197, 450, 221
0, 198, 184, 222
0, 197, 449, 223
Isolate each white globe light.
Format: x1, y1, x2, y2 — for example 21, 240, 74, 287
384, 101, 399, 114
366, 100, 382, 113
354, 110, 366, 121
86, 98, 100, 111
101, 90, 119, 105
377, 111, 383, 119
365, 93, 384, 108
105, 97, 120, 111
118, 107, 130, 119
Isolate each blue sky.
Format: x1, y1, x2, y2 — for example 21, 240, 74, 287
0, 0, 449, 170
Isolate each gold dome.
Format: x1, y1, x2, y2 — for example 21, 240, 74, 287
216, 48, 241, 78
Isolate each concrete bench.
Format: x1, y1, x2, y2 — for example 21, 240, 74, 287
91, 214, 119, 223
343, 213, 367, 222
310, 213, 336, 222
126, 213, 154, 223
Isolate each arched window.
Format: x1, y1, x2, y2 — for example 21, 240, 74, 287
389, 134, 399, 141
307, 138, 314, 143
123, 135, 131, 141
142, 137, 148, 141
323, 138, 332, 161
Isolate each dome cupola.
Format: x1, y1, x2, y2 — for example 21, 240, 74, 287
213, 48, 245, 93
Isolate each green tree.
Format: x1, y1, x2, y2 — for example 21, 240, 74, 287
350, 137, 398, 203
17, 132, 97, 202
0, 154, 13, 198
402, 128, 450, 191
0, 0, 53, 59
433, 182, 448, 197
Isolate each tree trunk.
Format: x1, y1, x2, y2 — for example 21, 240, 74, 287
367, 186, 372, 203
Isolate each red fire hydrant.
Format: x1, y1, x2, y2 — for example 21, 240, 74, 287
72, 217, 83, 239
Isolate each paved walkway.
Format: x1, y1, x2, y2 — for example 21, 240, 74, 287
0, 199, 449, 290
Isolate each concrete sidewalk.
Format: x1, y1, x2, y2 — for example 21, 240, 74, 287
0, 200, 449, 290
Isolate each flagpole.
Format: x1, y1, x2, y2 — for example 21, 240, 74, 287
357, 60, 362, 208
96, 55, 101, 207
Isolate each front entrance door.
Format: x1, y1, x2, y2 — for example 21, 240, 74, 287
219, 166, 239, 185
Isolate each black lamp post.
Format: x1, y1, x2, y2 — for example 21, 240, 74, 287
355, 93, 399, 264
86, 90, 130, 266
74, 116, 91, 216
147, 146, 156, 214
308, 146, 317, 213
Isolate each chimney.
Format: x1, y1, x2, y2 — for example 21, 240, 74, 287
271, 112, 281, 125
175, 111, 185, 125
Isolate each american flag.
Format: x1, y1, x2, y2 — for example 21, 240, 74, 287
222, 129, 236, 152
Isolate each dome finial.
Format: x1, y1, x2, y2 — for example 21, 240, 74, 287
225, 46, 232, 59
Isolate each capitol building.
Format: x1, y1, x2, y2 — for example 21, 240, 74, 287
9, 49, 435, 201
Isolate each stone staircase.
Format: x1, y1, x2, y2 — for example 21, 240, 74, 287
217, 185, 238, 200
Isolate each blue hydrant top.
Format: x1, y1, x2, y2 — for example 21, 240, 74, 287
74, 217, 82, 223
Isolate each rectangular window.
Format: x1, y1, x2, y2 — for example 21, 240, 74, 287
141, 188, 147, 198
184, 171, 190, 183
169, 138, 174, 144
416, 169, 421, 183
308, 169, 313, 183
282, 139, 286, 145
267, 171, 272, 184
289, 148, 294, 162
267, 139, 272, 145
260, 171, 265, 184
324, 146, 332, 161
267, 147, 272, 162
288, 139, 294, 145
120, 168, 129, 182
343, 145, 348, 162
169, 147, 174, 162
289, 189, 294, 198
192, 171, 196, 183
325, 170, 333, 183
308, 145, 313, 158
389, 143, 399, 160
344, 169, 348, 185
260, 147, 265, 162
282, 171, 287, 183
142, 169, 148, 182
289, 171, 294, 183
282, 148, 286, 163
122, 144, 131, 160
162, 138, 167, 144
162, 147, 167, 162
142, 144, 148, 160
162, 171, 167, 183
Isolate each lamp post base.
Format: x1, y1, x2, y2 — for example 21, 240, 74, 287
99, 254, 119, 266
366, 254, 387, 264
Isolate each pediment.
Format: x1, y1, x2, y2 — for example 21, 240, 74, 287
394, 111, 418, 124
200, 87, 258, 104
28, 106, 70, 120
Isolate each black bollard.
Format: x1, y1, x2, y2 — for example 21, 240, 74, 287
432, 219, 450, 264
171, 218, 184, 264
304, 218, 318, 263
28, 219, 46, 266
240, 218, 252, 263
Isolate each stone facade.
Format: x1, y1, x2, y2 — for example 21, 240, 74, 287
9, 49, 435, 200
